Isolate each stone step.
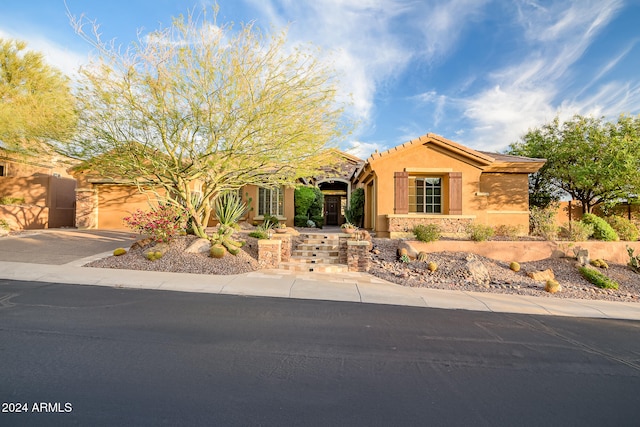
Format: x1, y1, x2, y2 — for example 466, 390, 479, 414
301, 239, 340, 246
296, 243, 339, 251
292, 250, 340, 257
288, 256, 341, 265
279, 262, 349, 273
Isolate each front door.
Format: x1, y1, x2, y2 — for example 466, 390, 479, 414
325, 196, 341, 226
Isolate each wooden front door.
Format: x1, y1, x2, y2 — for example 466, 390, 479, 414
324, 196, 341, 226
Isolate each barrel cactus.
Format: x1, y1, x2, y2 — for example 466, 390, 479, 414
113, 248, 127, 256
427, 261, 438, 272
509, 261, 520, 272
417, 251, 428, 262
545, 279, 561, 294
210, 244, 226, 258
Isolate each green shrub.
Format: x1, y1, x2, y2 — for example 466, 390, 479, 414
309, 187, 324, 219
262, 214, 279, 226
0, 219, 9, 230
248, 230, 268, 239
530, 205, 558, 240
605, 216, 639, 241
466, 223, 494, 242
310, 215, 324, 228
345, 188, 364, 227
294, 214, 309, 227
294, 186, 316, 217
578, 266, 619, 290
559, 221, 594, 241
580, 213, 619, 241
413, 224, 441, 242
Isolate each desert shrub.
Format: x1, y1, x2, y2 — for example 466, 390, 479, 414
413, 224, 441, 242
605, 215, 639, 241
580, 213, 618, 241
123, 204, 187, 243
578, 266, 619, 290
262, 214, 279, 226
0, 219, 9, 230
248, 230, 268, 239
494, 224, 523, 239
399, 254, 410, 263
530, 205, 558, 240
466, 223, 494, 241
294, 214, 309, 227
559, 221, 594, 241
626, 246, 640, 273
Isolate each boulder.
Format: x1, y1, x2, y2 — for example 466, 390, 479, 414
465, 254, 490, 285
526, 268, 555, 282
185, 238, 211, 254
398, 241, 418, 259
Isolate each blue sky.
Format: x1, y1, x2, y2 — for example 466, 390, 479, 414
1, 0, 639, 158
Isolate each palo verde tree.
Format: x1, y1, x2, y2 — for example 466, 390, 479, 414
0, 38, 76, 153
66, 8, 350, 238
508, 114, 640, 213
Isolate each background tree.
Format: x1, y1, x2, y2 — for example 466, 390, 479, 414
0, 38, 76, 153
67, 9, 350, 238
508, 114, 640, 213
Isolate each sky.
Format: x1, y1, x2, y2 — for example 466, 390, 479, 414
1, 0, 640, 158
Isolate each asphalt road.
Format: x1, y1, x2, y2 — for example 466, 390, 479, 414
1, 279, 640, 426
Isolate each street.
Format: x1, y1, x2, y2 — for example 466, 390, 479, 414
1, 279, 639, 426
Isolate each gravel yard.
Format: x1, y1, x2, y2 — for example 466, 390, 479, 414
84, 231, 640, 304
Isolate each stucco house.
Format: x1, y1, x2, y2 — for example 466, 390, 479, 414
71, 133, 544, 234
351, 133, 545, 237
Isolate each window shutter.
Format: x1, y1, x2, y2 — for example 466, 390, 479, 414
394, 172, 409, 214
448, 172, 462, 215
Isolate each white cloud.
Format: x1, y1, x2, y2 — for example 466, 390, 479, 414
344, 140, 386, 159
0, 28, 87, 78
460, 0, 627, 152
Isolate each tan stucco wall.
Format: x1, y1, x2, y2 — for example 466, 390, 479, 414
363, 143, 531, 235
96, 185, 164, 229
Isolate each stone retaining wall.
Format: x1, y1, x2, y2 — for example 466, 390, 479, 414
388, 215, 474, 238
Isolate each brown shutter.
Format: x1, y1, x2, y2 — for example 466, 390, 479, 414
394, 171, 409, 214
448, 172, 462, 215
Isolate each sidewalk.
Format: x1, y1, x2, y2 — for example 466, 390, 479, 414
0, 230, 639, 320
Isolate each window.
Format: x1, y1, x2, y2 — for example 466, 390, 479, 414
0, 164, 5, 177
409, 177, 442, 213
258, 187, 284, 217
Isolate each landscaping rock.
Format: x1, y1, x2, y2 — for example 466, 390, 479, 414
465, 254, 490, 285
526, 268, 555, 282
398, 241, 418, 259
185, 238, 211, 254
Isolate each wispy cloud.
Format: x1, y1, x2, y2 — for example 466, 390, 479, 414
459, 0, 626, 151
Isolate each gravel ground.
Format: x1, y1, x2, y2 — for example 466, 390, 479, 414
369, 238, 640, 303
83, 230, 640, 303
86, 233, 260, 274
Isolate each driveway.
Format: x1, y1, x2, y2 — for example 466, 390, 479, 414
0, 229, 139, 265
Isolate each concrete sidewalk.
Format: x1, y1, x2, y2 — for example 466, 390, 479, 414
0, 229, 639, 320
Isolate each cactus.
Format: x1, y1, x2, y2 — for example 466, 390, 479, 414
113, 248, 127, 256
210, 244, 225, 258
590, 259, 609, 269
417, 251, 428, 262
399, 254, 410, 263
427, 261, 438, 272
545, 279, 561, 294
509, 261, 520, 272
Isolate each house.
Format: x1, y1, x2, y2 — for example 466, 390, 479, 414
71, 133, 544, 234
0, 143, 77, 229
351, 133, 545, 238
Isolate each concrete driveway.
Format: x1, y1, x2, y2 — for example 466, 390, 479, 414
0, 229, 139, 265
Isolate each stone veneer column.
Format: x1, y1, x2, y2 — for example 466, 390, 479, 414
347, 240, 371, 272
272, 234, 291, 262
75, 188, 98, 229
258, 239, 282, 269
338, 235, 349, 264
